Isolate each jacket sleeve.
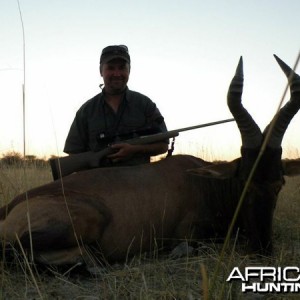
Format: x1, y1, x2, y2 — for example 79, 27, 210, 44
144, 100, 168, 133
144, 100, 169, 145
64, 109, 89, 154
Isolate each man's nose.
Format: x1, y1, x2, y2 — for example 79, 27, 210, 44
112, 68, 122, 76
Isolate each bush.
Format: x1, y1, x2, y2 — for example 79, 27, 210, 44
1, 151, 23, 166
0, 152, 49, 167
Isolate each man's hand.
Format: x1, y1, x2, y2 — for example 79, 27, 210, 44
107, 142, 168, 163
107, 143, 139, 162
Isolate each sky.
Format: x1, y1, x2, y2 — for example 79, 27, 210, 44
0, 0, 299, 161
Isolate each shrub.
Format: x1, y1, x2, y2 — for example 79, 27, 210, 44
1, 151, 23, 166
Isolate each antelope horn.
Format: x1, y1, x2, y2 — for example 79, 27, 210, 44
227, 57, 262, 148
274, 54, 299, 80
266, 55, 300, 148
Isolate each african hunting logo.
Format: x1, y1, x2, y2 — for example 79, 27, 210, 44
227, 267, 300, 293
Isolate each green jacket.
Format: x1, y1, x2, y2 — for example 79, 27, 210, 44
64, 88, 167, 165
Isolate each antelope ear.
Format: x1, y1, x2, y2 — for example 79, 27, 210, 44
187, 159, 240, 179
282, 159, 300, 176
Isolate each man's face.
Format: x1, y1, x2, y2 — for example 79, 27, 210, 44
101, 58, 130, 95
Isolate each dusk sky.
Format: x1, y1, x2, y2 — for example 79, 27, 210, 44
1, 0, 299, 160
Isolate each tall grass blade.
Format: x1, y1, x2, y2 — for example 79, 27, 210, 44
15, 234, 44, 299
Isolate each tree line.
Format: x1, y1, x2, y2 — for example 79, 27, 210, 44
0, 151, 57, 167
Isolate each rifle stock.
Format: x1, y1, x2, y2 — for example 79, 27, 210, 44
50, 118, 234, 180
50, 147, 114, 180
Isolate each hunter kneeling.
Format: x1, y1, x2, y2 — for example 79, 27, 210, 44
51, 45, 168, 180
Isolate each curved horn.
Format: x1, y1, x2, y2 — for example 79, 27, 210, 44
227, 57, 262, 148
265, 55, 300, 148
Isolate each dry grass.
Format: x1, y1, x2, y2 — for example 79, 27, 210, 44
0, 163, 300, 299
0, 164, 52, 206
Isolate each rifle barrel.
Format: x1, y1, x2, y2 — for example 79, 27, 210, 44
173, 118, 235, 134
121, 118, 235, 146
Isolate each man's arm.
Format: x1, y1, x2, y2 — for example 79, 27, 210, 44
64, 110, 89, 154
108, 142, 168, 162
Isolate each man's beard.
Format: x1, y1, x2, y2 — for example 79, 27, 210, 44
105, 79, 127, 95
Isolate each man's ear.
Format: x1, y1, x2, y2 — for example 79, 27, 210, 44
100, 64, 103, 76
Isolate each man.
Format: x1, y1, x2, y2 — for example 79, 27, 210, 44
64, 45, 168, 166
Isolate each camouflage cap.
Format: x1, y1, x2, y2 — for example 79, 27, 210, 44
100, 45, 130, 64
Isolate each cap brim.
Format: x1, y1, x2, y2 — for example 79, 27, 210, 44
101, 54, 130, 64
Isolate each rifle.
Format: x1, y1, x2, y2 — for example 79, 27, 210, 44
50, 118, 234, 180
